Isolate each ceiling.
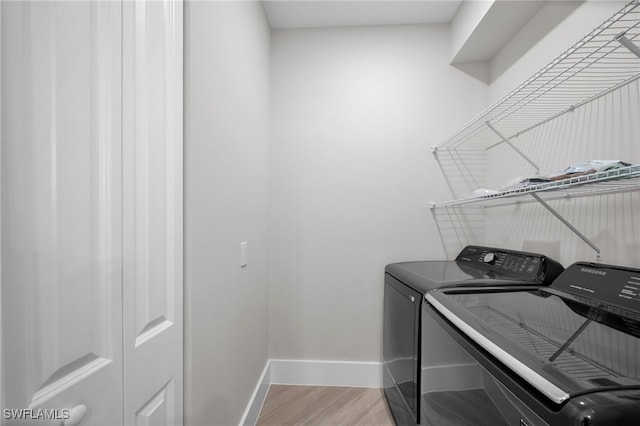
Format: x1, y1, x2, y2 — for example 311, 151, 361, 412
261, 0, 579, 84
263, 0, 464, 30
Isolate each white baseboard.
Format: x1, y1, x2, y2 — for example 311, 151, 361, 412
239, 361, 271, 426
239, 359, 383, 426
270, 359, 383, 388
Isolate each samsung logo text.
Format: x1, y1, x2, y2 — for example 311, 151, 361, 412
580, 267, 607, 276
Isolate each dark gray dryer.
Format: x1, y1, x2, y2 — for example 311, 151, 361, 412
383, 245, 563, 425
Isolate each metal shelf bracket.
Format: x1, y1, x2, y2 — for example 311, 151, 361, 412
616, 32, 640, 59
530, 193, 602, 261
486, 122, 541, 173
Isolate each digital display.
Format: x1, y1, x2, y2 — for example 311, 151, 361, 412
499, 254, 540, 275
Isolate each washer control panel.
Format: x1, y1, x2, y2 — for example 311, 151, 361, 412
550, 262, 640, 317
455, 245, 563, 283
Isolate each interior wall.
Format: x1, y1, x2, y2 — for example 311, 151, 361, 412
450, 0, 493, 59
489, 1, 582, 82
269, 24, 488, 361
184, 1, 270, 425
484, 1, 640, 268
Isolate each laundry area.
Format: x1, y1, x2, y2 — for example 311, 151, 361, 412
382, 1, 640, 424
1, 1, 640, 425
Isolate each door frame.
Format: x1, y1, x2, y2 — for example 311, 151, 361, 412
1, 0, 5, 408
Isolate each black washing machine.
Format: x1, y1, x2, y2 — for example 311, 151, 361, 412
383, 245, 564, 425
423, 261, 640, 425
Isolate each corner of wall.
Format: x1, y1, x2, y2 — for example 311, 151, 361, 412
184, 1, 271, 424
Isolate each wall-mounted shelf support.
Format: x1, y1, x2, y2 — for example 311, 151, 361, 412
486, 122, 540, 173
530, 193, 602, 261
616, 32, 640, 59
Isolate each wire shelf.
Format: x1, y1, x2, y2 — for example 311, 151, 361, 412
433, 0, 640, 152
430, 164, 640, 209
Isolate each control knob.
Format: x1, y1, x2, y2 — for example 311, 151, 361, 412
483, 253, 497, 265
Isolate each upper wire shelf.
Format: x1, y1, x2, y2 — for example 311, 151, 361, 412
432, 0, 640, 153
430, 164, 640, 209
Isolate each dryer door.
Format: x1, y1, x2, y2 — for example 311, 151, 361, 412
383, 274, 421, 423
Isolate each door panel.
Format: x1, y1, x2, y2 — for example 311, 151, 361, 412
122, 0, 183, 424
135, 380, 175, 426
1, 1, 123, 424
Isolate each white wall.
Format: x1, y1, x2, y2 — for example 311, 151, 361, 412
269, 24, 488, 361
484, 1, 640, 268
450, 0, 493, 59
184, 1, 270, 425
489, 1, 582, 83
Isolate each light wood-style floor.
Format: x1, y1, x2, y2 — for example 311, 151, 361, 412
256, 385, 395, 426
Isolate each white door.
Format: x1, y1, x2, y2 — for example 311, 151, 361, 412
1, 1, 124, 424
1, 1, 183, 425
122, 1, 183, 425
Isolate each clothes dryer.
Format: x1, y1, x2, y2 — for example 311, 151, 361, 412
383, 245, 563, 425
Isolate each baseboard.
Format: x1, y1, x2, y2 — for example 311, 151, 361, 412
240, 359, 384, 425
239, 361, 271, 426
270, 359, 383, 388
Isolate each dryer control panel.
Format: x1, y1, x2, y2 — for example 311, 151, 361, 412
455, 245, 564, 284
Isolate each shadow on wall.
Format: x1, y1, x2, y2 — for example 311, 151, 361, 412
431, 206, 485, 259
429, 147, 487, 258
485, 192, 640, 267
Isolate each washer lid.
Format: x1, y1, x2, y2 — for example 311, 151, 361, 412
427, 285, 640, 405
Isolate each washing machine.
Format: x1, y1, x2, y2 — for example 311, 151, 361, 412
422, 261, 640, 425
383, 245, 564, 425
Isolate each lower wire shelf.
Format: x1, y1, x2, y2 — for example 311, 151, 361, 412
429, 164, 640, 261
429, 165, 640, 209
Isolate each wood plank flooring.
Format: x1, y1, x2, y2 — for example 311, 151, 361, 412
256, 385, 395, 426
